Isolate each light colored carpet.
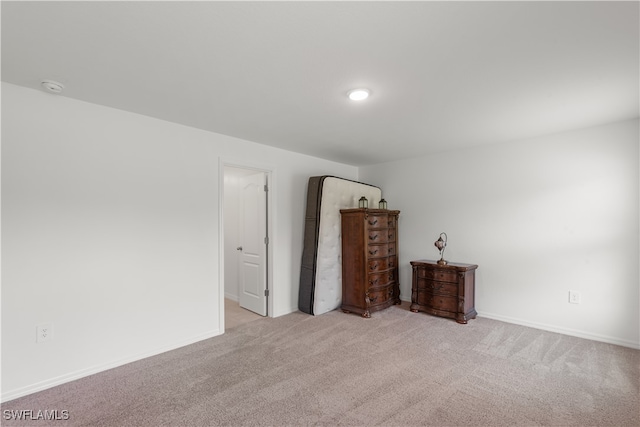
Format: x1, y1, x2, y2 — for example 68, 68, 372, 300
2, 302, 638, 426
225, 298, 263, 330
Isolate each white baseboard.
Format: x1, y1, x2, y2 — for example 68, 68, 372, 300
399, 297, 639, 349
272, 306, 299, 317
477, 310, 640, 350
1, 329, 223, 403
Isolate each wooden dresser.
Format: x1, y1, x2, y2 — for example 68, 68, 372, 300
410, 260, 477, 324
340, 208, 401, 317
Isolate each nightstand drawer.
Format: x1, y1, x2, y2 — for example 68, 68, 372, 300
416, 291, 457, 313
417, 268, 457, 283
416, 278, 457, 296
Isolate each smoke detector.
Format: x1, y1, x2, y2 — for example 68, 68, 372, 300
41, 80, 64, 94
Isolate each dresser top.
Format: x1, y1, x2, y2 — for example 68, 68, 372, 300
410, 259, 478, 271
340, 208, 400, 214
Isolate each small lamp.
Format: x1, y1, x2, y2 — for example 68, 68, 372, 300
358, 196, 368, 209
378, 199, 387, 209
434, 232, 448, 265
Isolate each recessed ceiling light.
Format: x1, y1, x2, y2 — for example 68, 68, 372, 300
348, 88, 370, 101
41, 80, 64, 94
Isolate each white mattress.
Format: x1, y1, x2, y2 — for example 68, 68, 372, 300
312, 177, 382, 315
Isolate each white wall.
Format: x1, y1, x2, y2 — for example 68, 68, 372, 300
1, 82, 358, 400
360, 119, 640, 348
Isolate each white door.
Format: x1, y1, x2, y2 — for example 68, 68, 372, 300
238, 172, 268, 316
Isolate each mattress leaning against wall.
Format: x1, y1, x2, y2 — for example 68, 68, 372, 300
298, 176, 382, 315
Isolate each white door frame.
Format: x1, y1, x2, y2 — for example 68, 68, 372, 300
219, 158, 274, 332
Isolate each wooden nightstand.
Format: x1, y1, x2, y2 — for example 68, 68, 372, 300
410, 260, 477, 324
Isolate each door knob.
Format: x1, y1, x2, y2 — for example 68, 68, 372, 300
236, 246, 243, 251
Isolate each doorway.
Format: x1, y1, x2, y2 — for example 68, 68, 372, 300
222, 164, 271, 328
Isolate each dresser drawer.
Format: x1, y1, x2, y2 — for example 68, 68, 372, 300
367, 285, 394, 307
417, 267, 457, 283
367, 244, 389, 258
366, 215, 386, 228
388, 256, 396, 269
416, 278, 457, 296
368, 273, 386, 287
367, 229, 388, 243
387, 242, 396, 256
368, 269, 396, 287
387, 268, 396, 282
368, 270, 396, 287
387, 216, 397, 228
416, 291, 458, 313
368, 257, 389, 272
387, 229, 396, 242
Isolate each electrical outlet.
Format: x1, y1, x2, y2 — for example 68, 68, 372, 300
568, 290, 581, 304
36, 323, 53, 343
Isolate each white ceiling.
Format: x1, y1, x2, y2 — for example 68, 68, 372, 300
2, 1, 638, 166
